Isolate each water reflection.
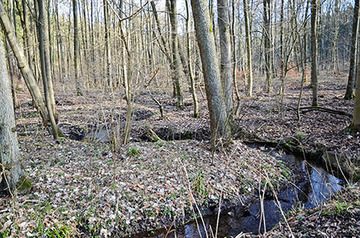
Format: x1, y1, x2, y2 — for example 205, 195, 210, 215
285, 154, 343, 209
134, 151, 344, 238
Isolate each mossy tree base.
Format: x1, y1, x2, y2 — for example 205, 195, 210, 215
16, 176, 32, 195
349, 123, 360, 133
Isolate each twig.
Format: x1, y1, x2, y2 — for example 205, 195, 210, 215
183, 166, 209, 238
164, 215, 177, 238
107, 0, 152, 22
0, 142, 14, 199
215, 192, 222, 238
266, 176, 294, 238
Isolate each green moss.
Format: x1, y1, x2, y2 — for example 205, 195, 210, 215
16, 176, 32, 193
295, 132, 305, 141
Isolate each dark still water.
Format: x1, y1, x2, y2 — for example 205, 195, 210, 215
132, 151, 344, 238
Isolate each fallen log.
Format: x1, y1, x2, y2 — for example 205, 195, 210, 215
289, 106, 352, 117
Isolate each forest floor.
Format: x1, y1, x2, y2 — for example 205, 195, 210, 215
0, 72, 359, 237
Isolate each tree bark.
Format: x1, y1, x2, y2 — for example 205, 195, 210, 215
263, 0, 272, 93
55, 0, 65, 83
73, 0, 83, 96
37, 0, 56, 118
104, 0, 113, 94
20, 0, 32, 71
311, 0, 318, 107
243, 0, 253, 97
185, 0, 199, 118
168, 0, 184, 108
353, 58, 360, 131
0, 0, 50, 125
37, 0, 59, 139
218, 0, 233, 116
331, 0, 340, 74
5, 43, 18, 108
191, 0, 230, 143
345, 0, 360, 100
0, 36, 24, 194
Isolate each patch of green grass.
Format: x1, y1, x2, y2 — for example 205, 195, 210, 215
128, 147, 140, 157
19, 131, 27, 136
181, 153, 189, 162
191, 169, 208, 196
335, 201, 348, 213
156, 141, 164, 147
295, 132, 306, 141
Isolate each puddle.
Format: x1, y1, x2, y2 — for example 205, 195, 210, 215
132, 147, 344, 237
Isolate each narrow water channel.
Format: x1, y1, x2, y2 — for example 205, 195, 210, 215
133, 147, 344, 238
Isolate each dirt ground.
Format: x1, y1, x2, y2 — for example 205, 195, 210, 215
0, 72, 359, 237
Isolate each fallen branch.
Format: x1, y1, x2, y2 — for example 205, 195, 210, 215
289, 106, 352, 117
142, 126, 162, 142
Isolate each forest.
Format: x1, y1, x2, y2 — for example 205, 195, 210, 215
0, 0, 359, 237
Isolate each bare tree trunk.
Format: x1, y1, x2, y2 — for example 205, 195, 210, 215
104, 0, 113, 94
218, 0, 233, 117
168, 0, 184, 108
297, 0, 310, 121
311, 0, 318, 107
263, 0, 272, 93
191, 0, 230, 143
345, 0, 360, 100
231, 0, 241, 115
81, 0, 90, 89
20, 0, 31, 70
279, 0, 285, 95
0, 1, 50, 125
38, 0, 56, 118
243, 0, 253, 97
150, 1, 171, 63
0, 36, 24, 194
37, 0, 59, 139
352, 43, 360, 131
331, 0, 340, 74
185, 0, 199, 118
55, 0, 65, 83
73, 0, 83, 96
90, 0, 96, 87
5, 43, 18, 109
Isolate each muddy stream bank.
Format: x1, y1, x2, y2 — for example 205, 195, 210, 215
130, 145, 344, 238
59, 125, 345, 237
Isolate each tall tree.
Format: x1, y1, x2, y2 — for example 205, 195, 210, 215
191, 0, 230, 143
37, 0, 59, 139
243, 0, 253, 97
168, 0, 184, 108
185, 0, 199, 118
73, 0, 83, 96
352, 54, 360, 131
263, 0, 272, 93
103, 0, 113, 93
311, 0, 318, 107
345, 0, 360, 100
0, 1, 50, 125
19, 0, 31, 69
331, 0, 340, 74
218, 0, 233, 111
0, 36, 24, 194
54, 0, 66, 83
218, 0, 233, 116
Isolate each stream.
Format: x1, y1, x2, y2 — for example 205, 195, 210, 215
61, 126, 344, 237
133, 146, 344, 238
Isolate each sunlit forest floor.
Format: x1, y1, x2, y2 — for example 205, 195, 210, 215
1, 72, 359, 237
